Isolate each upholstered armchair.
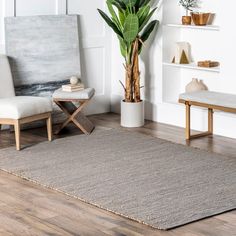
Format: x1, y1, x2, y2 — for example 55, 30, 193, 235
0, 55, 53, 150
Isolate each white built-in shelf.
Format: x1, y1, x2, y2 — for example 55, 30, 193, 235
163, 62, 220, 73
164, 24, 220, 31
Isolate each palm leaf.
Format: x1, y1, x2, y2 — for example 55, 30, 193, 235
119, 11, 126, 26
107, 0, 122, 30
122, 0, 138, 7
97, 9, 123, 38
138, 5, 150, 25
123, 14, 139, 43
112, 0, 127, 11
139, 7, 157, 32
118, 36, 127, 58
140, 20, 159, 42
138, 0, 151, 7
134, 0, 141, 10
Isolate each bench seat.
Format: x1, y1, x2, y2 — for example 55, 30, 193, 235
179, 91, 236, 110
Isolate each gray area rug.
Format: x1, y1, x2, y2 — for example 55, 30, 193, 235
0, 129, 235, 230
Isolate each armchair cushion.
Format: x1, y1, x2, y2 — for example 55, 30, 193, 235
0, 96, 52, 119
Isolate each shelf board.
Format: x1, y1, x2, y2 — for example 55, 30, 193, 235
164, 24, 220, 31
163, 62, 220, 73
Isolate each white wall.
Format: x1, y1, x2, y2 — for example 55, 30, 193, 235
0, 0, 111, 114
111, 0, 236, 139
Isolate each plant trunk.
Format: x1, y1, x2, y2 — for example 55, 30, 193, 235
125, 64, 133, 102
125, 38, 141, 103
133, 40, 141, 103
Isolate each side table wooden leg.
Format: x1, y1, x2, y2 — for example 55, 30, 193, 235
54, 117, 72, 135
54, 99, 95, 135
73, 112, 95, 134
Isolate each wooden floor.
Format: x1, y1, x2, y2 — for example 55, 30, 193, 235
0, 113, 235, 236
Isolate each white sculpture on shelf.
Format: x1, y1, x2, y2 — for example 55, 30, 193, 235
172, 42, 191, 64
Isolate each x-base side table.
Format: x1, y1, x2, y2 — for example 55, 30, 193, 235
53, 88, 95, 135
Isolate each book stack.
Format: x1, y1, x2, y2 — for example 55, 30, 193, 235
62, 83, 85, 92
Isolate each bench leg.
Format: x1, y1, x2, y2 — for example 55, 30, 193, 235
186, 103, 191, 140
208, 108, 213, 134
185, 104, 214, 140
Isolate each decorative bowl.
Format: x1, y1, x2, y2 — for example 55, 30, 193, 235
191, 12, 210, 26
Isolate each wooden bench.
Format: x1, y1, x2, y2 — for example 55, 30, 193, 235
179, 91, 236, 140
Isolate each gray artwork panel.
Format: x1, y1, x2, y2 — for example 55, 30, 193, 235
5, 15, 81, 97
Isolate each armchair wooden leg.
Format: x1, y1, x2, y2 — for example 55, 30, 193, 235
14, 120, 21, 151
46, 115, 52, 142
208, 108, 213, 134
186, 103, 191, 140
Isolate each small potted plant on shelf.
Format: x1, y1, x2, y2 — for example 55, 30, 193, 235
98, 0, 159, 127
179, 0, 198, 25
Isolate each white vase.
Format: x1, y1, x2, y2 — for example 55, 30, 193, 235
199, 79, 208, 90
121, 100, 144, 128
185, 78, 208, 93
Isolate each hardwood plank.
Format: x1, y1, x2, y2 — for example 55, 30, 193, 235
0, 206, 72, 236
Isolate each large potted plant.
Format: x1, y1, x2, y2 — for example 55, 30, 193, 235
98, 0, 159, 127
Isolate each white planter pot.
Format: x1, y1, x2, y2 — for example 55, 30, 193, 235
121, 100, 144, 127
